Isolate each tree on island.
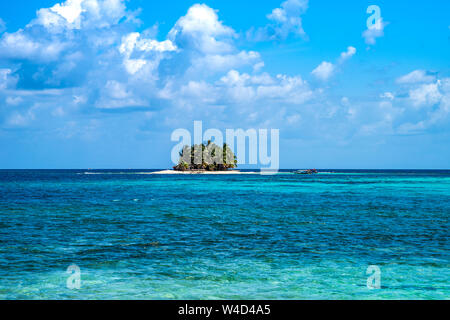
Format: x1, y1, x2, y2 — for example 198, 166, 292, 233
173, 140, 238, 171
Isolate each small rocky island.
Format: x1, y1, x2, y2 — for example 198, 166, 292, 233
173, 141, 238, 172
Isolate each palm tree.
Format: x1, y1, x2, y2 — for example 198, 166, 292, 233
173, 142, 237, 171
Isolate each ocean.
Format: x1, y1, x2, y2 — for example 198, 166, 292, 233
0, 169, 448, 299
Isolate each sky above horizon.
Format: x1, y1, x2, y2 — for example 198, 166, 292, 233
0, 0, 449, 169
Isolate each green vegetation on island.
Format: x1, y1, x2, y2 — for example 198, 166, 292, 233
173, 141, 238, 171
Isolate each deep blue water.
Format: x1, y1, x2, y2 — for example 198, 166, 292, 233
0, 169, 448, 299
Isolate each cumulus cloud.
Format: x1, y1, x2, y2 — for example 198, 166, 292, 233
408, 83, 442, 108
0, 0, 135, 64
168, 4, 235, 54
167, 4, 262, 77
328, 72, 450, 136
32, 0, 128, 32
338, 46, 356, 63
311, 62, 334, 81
396, 70, 436, 84
0, 1, 314, 132
393, 70, 445, 110
158, 69, 314, 113
119, 32, 177, 75
397, 80, 449, 133
0, 0, 148, 127
379, 71, 450, 134
188, 50, 261, 75
311, 46, 356, 81
0, 69, 18, 90
249, 0, 309, 41
219, 70, 313, 104
0, 31, 68, 62
96, 80, 147, 109
1, 0, 448, 145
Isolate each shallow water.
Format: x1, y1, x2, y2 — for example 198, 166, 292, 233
0, 170, 448, 299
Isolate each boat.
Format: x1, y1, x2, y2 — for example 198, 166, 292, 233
294, 169, 318, 175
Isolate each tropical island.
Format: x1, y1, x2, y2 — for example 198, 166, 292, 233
150, 141, 258, 174
173, 141, 238, 172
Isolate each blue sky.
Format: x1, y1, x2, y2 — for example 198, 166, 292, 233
0, 0, 449, 169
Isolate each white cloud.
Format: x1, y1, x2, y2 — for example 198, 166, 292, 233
33, 0, 128, 32
167, 4, 262, 78
119, 32, 177, 56
0, 68, 18, 90
259, 74, 313, 103
96, 80, 147, 109
188, 50, 261, 75
250, 0, 309, 41
394, 71, 446, 112
311, 61, 334, 81
362, 18, 387, 45
267, 0, 308, 38
311, 46, 356, 81
0, 69, 11, 89
409, 82, 442, 108
179, 81, 217, 104
380, 92, 395, 100
339, 46, 356, 63
253, 62, 265, 72
398, 85, 449, 133
168, 4, 235, 54
218, 70, 313, 104
6, 96, 23, 105
163, 69, 315, 109
119, 32, 177, 74
51, 0, 84, 24
387, 77, 450, 134
396, 70, 435, 84
172, 4, 233, 37
0, 0, 133, 64
0, 31, 67, 61
2, 1, 448, 142
34, 0, 84, 32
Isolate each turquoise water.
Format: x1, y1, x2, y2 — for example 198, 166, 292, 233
0, 170, 448, 299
